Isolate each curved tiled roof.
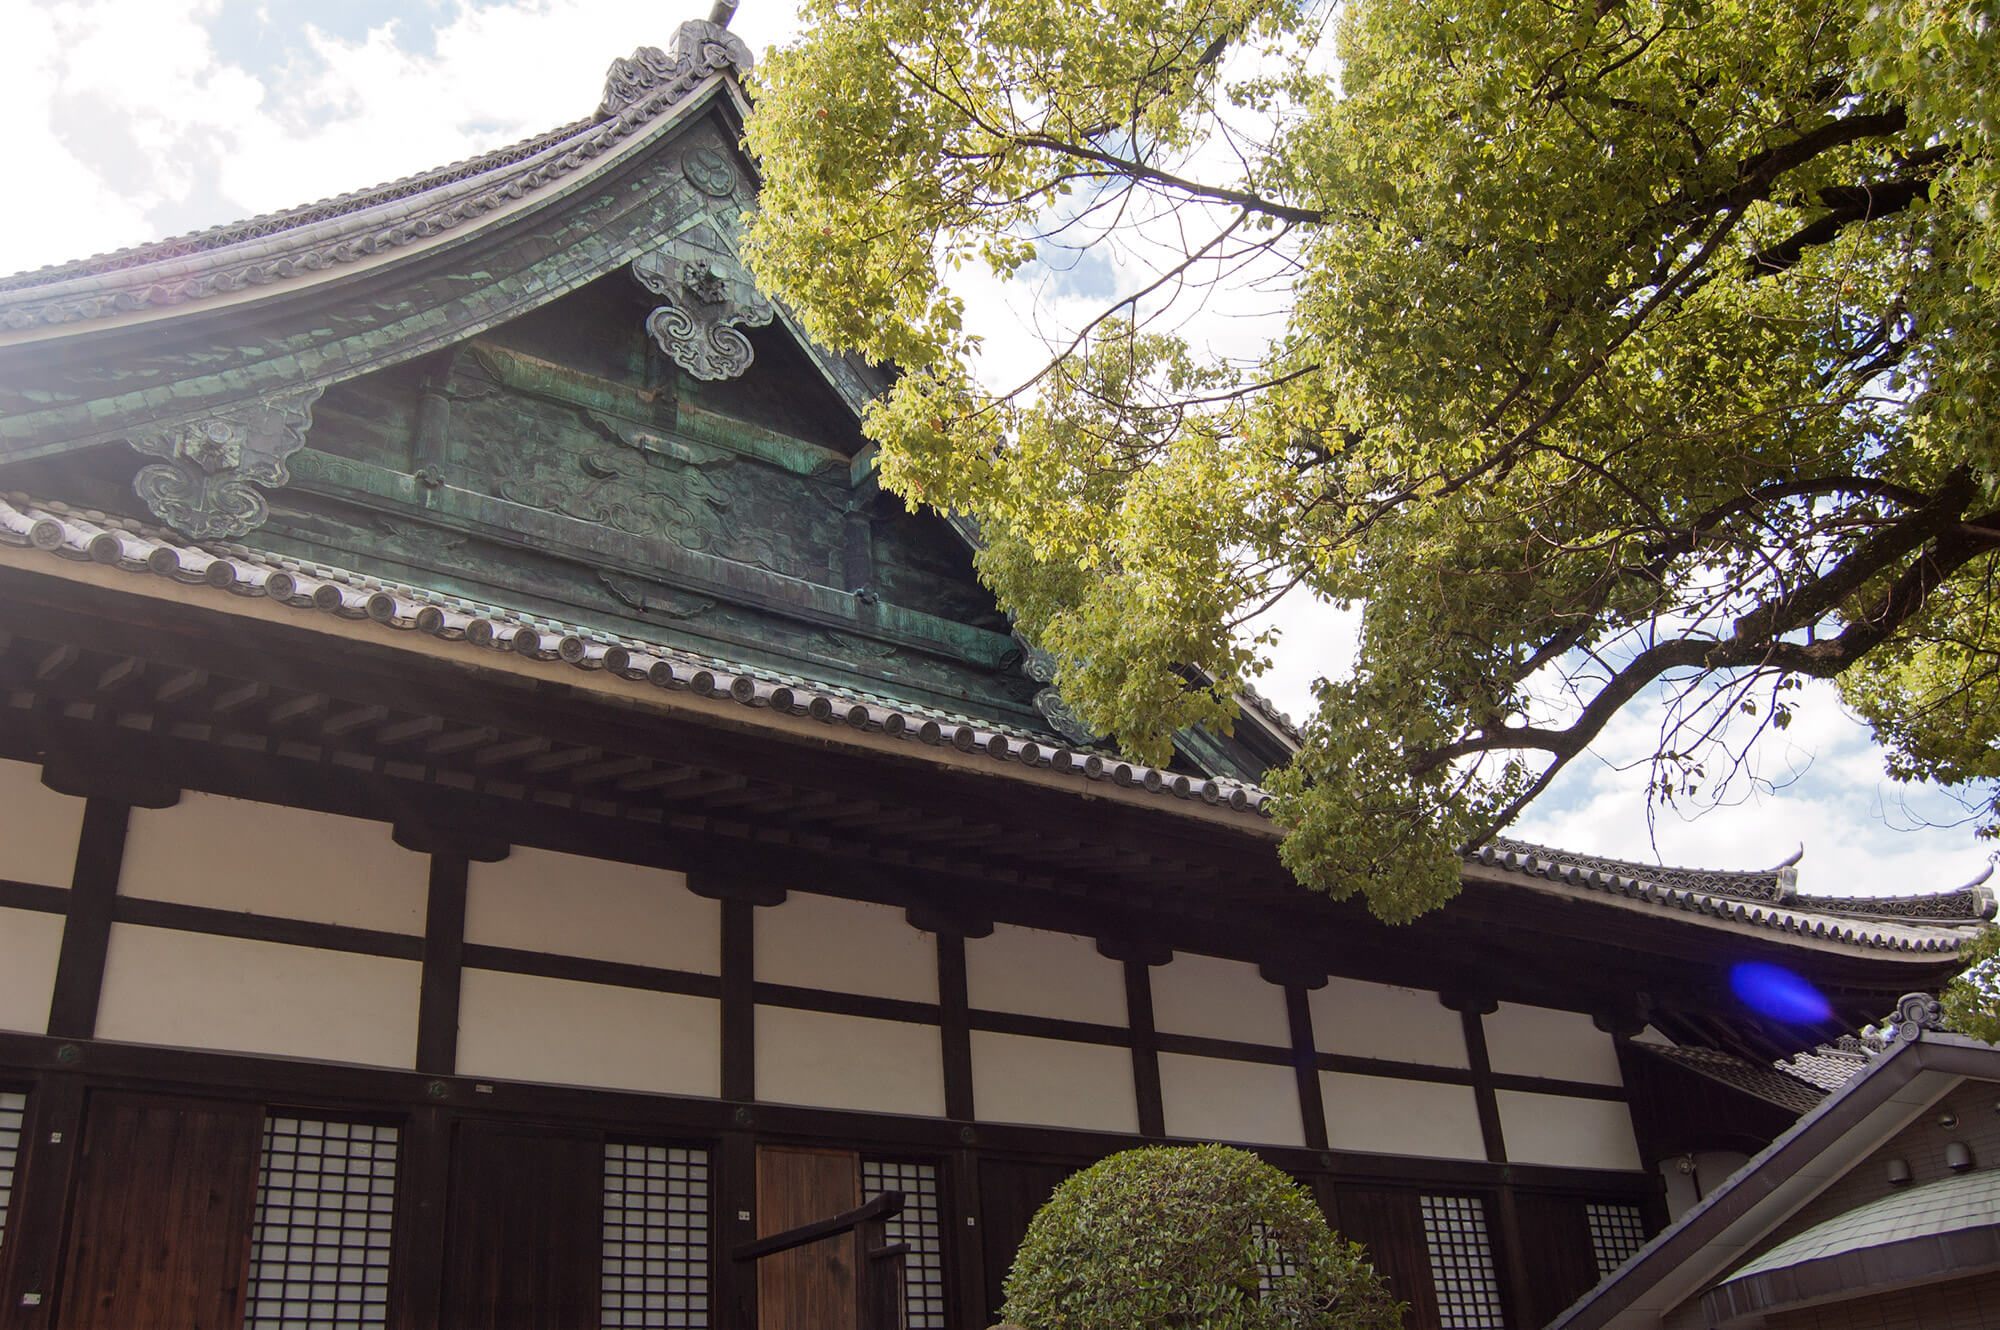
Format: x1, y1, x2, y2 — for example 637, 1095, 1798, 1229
0, 22, 755, 330
1466, 839, 1988, 954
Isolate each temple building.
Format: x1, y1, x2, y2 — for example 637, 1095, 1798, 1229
0, 17, 1990, 1330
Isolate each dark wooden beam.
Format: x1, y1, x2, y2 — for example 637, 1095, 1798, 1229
46, 798, 130, 1040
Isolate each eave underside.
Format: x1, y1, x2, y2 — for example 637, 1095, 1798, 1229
0, 563, 1958, 1065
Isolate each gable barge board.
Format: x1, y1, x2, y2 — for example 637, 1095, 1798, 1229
0, 98, 749, 457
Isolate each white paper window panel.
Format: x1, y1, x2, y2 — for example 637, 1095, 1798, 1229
121, 792, 427, 934
963, 923, 1128, 1026
0, 907, 63, 1035
969, 1031, 1138, 1135
245, 1116, 398, 1330
1158, 1053, 1305, 1148
96, 925, 420, 1068
1309, 978, 1468, 1069
0, 1091, 23, 1258
1482, 1003, 1623, 1085
1149, 953, 1290, 1047
456, 969, 720, 1098
1319, 1073, 1487, 1161
465, 848, 717, 974
1495, 1090, 1641, 1171
0, 759, 84, 889
756, 893, 937, 1004
755, 1006, 945, 1118
602, 1143, 710, 1329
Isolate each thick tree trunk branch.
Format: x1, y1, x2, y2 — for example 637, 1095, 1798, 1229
1410, 472, 1993, 778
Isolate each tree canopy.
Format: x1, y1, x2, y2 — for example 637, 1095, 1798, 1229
743, 0, 2000, 921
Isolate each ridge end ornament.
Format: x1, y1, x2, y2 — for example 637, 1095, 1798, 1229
597, 21, 753, 120
633, 224, 773, 382
128, 387, 324, 540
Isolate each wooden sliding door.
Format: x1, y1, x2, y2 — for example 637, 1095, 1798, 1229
755, 1145, 861, 1330
57, 1093, 263, 1330
439, 1122, 602, 1330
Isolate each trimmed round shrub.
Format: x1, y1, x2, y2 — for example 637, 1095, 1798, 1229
1000, 1145, 1405, 1330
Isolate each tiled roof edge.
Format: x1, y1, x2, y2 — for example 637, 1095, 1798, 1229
0, 24, 749, 329
0, 493, 1276, 817
1466, 839, 1981, 952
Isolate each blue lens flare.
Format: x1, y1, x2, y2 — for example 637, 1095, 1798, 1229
1729, 962, 1834, 1024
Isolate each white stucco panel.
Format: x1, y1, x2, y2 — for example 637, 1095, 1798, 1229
121, 792, 427, 934
1158, 1053, 1305, 1147
0, 906, 63, 1034
1320, 1072, 1487, 1160
455, 968, 721, 1098
1150, 953, 1290, 1047
96, 924, 419, 1067
1496, 1090, 1641, 1170
755, 1006, 945, 1117
0, 757, 84, 889
964, 923, 1127, 1026
1309, 978, 1468, 1069
755, 893, 937, 1003
1483, 1002, 1623, 1085
466, 848, 717, 974
970, 1031, 1138, 1135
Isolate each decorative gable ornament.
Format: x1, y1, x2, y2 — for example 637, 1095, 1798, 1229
127, 388, 324, 540
634, 215, 773, 381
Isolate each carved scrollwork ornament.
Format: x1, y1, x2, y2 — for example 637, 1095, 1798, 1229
127, 388, 323, 540
633, 221, 773, 381
1033, 686, 1099, 747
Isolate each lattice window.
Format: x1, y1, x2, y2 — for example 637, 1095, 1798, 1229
244, 1116, 398, 1329
1584, 1202, 1648, 1277
0, 1091, 24, 1256
1420, 1194, 1506, 1329
862, 1158, 947, 1330
602, 1143, 710, 1329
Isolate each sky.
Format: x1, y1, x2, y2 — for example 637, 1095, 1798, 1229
0, 0, 1991, 898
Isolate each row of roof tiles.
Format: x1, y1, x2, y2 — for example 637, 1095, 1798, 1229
1466, 843, 1987, 951
0, 494, 1273, 814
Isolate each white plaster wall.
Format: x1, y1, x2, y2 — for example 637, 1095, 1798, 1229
121, 792, 427, 934
1309, 978, 1468, 1069
466, 848, 717, 973
95, 924, 419, 1067
1483, 1002, 1623, 1085
965, 923, 1127, 1027
970, 1032, 1138, 1135
1150, 953, 1290, 1047
0, 758, 84, 888
755, 1006, 945, 1117
1495, 1090, 1641, 1170
756, 893, 937, 1003
455, 968, 720, 1097
1158, 1053, 1305, 1147
0, 907, 63, 1034
1320, 1072, 1487, 1160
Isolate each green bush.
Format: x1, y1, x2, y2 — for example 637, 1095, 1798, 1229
999, 1145, 1405, 1330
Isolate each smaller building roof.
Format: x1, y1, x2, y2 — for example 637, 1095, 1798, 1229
1551, 1001, 2000, 1330
1727, 1169, 2000, 1280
